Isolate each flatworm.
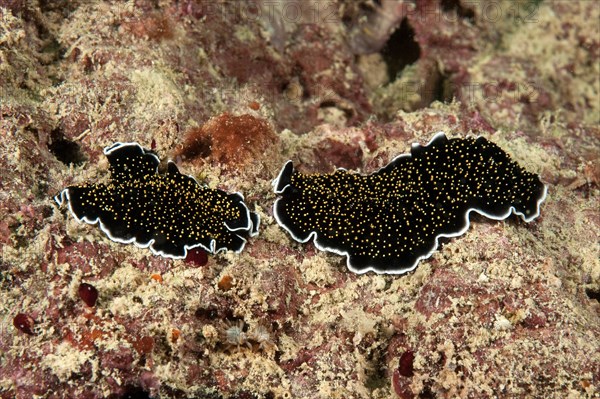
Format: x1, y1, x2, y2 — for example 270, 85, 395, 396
273, 132, 547, 274
55, 142, 260, 258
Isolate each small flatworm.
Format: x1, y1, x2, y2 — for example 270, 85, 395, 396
273, 132, 547, 274
55, 142, 259, 258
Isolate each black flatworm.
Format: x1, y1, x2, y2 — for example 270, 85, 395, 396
55, 142, 260, 258
273, 132, 547, 274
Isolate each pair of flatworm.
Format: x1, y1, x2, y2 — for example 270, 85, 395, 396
55, 132, 547, 274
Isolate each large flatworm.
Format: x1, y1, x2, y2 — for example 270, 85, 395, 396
55, 142, 259, 258
273, 132, 547, 274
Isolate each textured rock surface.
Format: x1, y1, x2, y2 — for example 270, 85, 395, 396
0, 1, 598, 398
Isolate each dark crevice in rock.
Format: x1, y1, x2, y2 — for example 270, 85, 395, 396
440, 0, 476, 22
380, 18, 421, 81
433, 71, 455, 104
364, 346, 388, 391
48, 129, 86, 166
585, 288, 600, 303
108, 385, 151, 399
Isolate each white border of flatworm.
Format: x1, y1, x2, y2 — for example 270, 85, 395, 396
272, 132, 548, 275
54, 142, 260, 259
